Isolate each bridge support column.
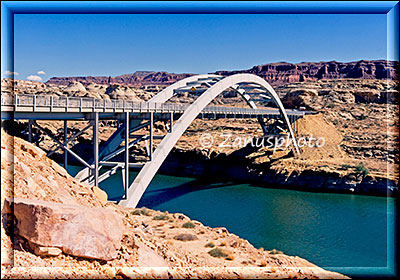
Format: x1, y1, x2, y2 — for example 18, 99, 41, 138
169, 112, 173, 133
93, 113, 99, 187
149, 112, 153, 160
64, 120, 68, 172
28, 120, 33, 142
124, 112, 129, 199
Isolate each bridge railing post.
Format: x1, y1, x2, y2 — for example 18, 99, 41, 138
33, 95, 36, 111
14, 94, 18, 111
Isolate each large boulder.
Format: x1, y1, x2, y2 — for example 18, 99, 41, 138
105, 84, 142, 101
85, 83, 109, 99
353, 90, 381, 103
5, 197, 122, 261
281, 88, 319, 109
64, 81, 87, 94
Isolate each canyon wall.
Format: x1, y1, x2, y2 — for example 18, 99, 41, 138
46, 60, 399, 87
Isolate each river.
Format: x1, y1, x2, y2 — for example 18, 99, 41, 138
68, 166, 396, 277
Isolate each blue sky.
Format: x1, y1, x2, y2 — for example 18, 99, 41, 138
9, 13, 389, 81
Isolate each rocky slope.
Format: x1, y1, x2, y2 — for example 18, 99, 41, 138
46, 71, 192, 86
45, 60, 398, 87
1, 130, 347, 279
1, 78, 155, 101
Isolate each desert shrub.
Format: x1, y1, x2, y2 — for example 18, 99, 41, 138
173, 233, 198, 241
182, 222, 195, 228
355, 162, 369, 176
132, 208, 150, 216
359, 114, 366, 120
153, 215, 169, 221
340, 164, 351, 170
269, 249, 283, 255
205, 242, 215, 248
208, 248, 228, 258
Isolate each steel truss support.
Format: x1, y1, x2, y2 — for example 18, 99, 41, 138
64, 120, 68, 172
149, 112, 153, 160
124, 112, 129, 199
28, 120, 33, 142
47, 121, 93, 157
32, 121, 92, 169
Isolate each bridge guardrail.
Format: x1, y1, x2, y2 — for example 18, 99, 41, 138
1, 93, 305, 116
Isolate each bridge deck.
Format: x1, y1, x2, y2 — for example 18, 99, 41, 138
1, 94, 309, 120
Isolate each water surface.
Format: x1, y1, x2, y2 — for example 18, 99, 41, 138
68, 166, 396, 276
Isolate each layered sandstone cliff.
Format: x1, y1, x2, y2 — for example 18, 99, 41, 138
46, 60, 398, 87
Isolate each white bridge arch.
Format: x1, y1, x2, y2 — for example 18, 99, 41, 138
120, 73, 299, 208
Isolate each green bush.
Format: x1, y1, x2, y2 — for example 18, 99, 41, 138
173, 233, 198, 241
132, 208, 150, 216
205, 242, 215, 248
269, 249, 283, 255
153, 215, 169, 221
340, 164, 351, 170
182, 222, 195, 228
355, 162, 369, 176
208, 248, 228, 258
359, 114, 367, 120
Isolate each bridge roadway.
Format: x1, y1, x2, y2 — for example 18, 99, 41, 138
1, 93, 307, 120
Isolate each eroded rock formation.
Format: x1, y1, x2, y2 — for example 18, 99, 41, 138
45, 60, 398, 87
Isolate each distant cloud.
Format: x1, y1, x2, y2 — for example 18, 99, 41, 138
5, 70, 19, 76
26, 75, 43, 82
37, 70, 46, 75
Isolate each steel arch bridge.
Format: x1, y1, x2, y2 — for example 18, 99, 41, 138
119, 73, 300, 208
1, 73, 307, 208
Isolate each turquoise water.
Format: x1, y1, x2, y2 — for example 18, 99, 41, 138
68, 166, 396, 276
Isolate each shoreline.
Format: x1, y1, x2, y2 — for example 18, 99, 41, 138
51, 150, 398, 198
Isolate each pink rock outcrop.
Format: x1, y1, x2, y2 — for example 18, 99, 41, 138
5, 197, 122, 261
